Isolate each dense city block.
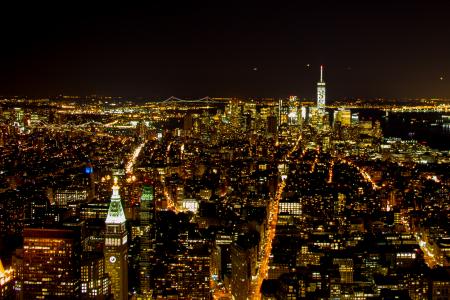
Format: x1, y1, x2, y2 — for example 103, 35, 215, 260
0, 88, 449, 299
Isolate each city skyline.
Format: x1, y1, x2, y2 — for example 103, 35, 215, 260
1, 1, 450, 99
1, 2, 450, 299
1, 87, 449, 299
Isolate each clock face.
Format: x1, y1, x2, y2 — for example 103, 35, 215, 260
109, 256, 117, 263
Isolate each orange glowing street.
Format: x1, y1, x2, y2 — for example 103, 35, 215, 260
249, 133, 303, 299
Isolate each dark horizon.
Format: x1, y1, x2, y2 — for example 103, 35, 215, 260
1, 1, 450, 99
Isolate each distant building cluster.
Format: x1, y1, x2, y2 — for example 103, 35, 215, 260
0, 70, 449, 299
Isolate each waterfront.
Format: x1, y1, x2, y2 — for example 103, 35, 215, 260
351, 109, 450, 150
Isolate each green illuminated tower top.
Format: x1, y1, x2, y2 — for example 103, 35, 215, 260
106, 177, 126, 225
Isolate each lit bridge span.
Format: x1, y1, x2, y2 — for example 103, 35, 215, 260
161, 96, 228, 104
326, 104, 450, 113
383, 105, 450, 113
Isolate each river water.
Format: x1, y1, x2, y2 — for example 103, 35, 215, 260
351, 109, 450, 151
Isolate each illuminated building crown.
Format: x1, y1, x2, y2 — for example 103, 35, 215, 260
141, 185, 154, 202
106, 177, 126, 224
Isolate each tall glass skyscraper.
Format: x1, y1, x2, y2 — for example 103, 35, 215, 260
317, 65, 326, 112
139, 185, 154, 296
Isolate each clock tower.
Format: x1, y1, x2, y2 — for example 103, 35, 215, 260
317, 65, 326, 112
104, 178, 128, 300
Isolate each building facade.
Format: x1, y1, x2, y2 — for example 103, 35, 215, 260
317, 65, 326, 112
139, 185, 155, 297
104, 178, 128, 300
21, 227, 81, 299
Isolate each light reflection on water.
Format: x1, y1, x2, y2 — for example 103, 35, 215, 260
349, 109, 450, 150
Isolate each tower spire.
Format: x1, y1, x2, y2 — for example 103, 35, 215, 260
104, 176, 128, 300
106, 177, 126, 224
320, 65, 324, 82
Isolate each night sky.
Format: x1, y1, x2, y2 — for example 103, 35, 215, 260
1, 1, 449, 99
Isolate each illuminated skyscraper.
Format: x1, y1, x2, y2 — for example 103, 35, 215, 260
231, 233, 258, 300
317, 65, 326, 111
278, 99, 289, 126
81, 252, 111, 299
139, 185, 155, 296
22, 227, 81, 299
104, 178, 128, 300
333, 109, 351, 127
288, 95, 299, 125
174, 245, 211, 299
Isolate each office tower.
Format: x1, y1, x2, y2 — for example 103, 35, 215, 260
430, 268, 450, 300
244, 112, 253, 131
278, 200, 302, 225
278, 99, 289, 126
22, 227, 81, 299
333, 258, 354, 284
266, 115, 278, 137
333, 109, 352, 127
278, 99, 282, 126
13, 107, 24, 126
80, 202, 109, 221
54, 187, 90, 216
231, 234, 258, 300
104, 178, 128, 300
278, 201, 302, 216
211, 234, 232, 283
317, 65, 326, 112
54, 188, 89, 207
288, 96, 298, 125
139, 185, 155, 296
80, 201, 110, 251
25, 194, 49, 227
81, 252, 111, 299
175, 245, 211, 299
300, 105, 309, 123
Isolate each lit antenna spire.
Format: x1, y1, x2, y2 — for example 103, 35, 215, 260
320, 65, 324, 82
112, 176, 119, 197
